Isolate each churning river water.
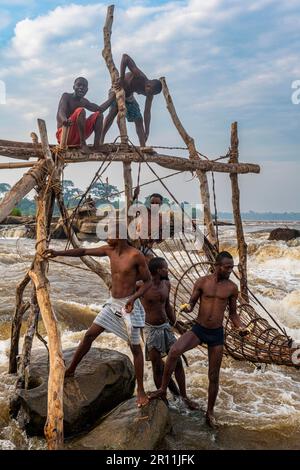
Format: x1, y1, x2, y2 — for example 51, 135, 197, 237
0, 221, 299, 450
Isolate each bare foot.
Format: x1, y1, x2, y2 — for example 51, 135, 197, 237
65, 368, 75, 378
80, 144, 91, 155
182, 397, 199, 411
148, 388, 167, 402
205, 412, 218, 429
136, 390, 149, 408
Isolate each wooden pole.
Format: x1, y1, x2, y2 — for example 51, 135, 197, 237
59, 126, 69, 150
160, 77, 217, 245
102, 4, 133, 216
229, 122, 249, 302
0, 162, 34, 169
51, 152, 261, 174
9, 273, 31, 374
0, 159, 47, 223
0, 142, 261, 174
28, 119, 65, 450
18, 286, 40, 390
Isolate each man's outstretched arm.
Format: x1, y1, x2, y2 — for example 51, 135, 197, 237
120, 53, 147, 81
44, 246, 109, 258
81, 94, 115, 114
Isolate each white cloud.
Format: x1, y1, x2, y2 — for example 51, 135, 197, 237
10, 4, 106, 59
0, 1, 299, 211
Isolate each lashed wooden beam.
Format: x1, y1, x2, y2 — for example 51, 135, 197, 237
0, 159, 47, 223
63, 151, 260, 173
0, 143, 260, 174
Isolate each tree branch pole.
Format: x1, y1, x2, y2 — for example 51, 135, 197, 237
9, 273, 31, 374
18, 286, 40, 390
0, 162, 35, 170
160, 77, 217, 245
102, 4, 133, 216
0, 159, 47, 223
229, 122, 249, 302
27, 119, 65, 450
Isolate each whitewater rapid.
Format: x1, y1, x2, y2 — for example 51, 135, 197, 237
0, 221, 299, 449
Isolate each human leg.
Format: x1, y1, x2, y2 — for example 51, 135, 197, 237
100, 105, 118, 143
65, 323, 104, 377
206, 344, 223, 427
174, 357, 199, 410
148, 331, 200, 401
134, 117, 146, 147
130, 343, 149, 407
76, 108, 90, 154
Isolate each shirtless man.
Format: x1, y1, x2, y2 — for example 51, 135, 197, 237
56, 77, 114, 153
142, 257, 198, 410
44, 225, 152, 407
101, 54, 162, 147
135, 193, 164, 261
149, 251, 250, 426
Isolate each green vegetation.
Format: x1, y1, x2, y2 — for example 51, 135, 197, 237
10, 207, 22, 217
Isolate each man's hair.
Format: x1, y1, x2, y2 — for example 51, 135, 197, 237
215, 251, 233, 264
149, 79, 162, 94
74, 77, 88, 85
149, 257, 167, 274
150, 193, 163, 202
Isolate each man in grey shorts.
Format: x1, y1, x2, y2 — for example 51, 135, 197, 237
141, 257, 198, 410
45, 225, 152, 408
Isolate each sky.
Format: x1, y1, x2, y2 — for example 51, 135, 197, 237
0, 0, 299, 212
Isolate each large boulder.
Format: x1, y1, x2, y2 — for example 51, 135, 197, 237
16, 348, 135, 437
69, 398, 171, 450
268, 228, 300, 241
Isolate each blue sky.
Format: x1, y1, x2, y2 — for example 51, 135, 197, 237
0, 0, 300, 211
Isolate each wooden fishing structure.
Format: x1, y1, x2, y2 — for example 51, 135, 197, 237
0, 5, 296, 450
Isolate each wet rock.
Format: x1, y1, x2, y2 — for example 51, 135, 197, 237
16, 348, 135, 437
268, 228, 300, 242
69, 398, 171, 450
79, 222, 97, 234
3, 216, 34, 225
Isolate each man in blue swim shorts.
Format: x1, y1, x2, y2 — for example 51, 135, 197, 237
149, 251, 250, 427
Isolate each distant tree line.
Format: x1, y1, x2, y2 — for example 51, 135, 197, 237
0, 182, 299, 220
